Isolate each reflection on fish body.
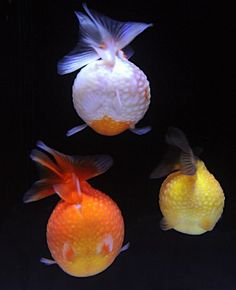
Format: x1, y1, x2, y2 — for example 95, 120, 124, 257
24, 142, 126, 277
58, 4, 152, 136
150, 128, 225, 235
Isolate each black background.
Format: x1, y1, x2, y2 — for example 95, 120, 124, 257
1, 0, 235, 289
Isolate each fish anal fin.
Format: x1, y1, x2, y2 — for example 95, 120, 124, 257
200, 218, 214, 231
160, 217, 173, 231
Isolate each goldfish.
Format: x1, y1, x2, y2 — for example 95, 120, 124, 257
58, 4, 152, 136
23, 141, 128, 277
150, 127, 225, 235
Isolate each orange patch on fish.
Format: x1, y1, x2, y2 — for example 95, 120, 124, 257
90, 116, 132, 136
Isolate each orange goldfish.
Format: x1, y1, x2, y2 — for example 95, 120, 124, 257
24, 141, 128, 277
58, 4, 152, 136
150, 127, 225, 235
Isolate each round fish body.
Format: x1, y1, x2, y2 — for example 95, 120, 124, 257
159, 160, 225, 235
47, 183, 124, 277
72, 57, 151, 136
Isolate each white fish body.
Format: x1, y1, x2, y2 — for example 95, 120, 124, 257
58, 4, 152, 136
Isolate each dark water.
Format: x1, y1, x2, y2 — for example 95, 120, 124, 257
1, 0, 234, 289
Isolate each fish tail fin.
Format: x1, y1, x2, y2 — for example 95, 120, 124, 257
37, 141, 113, 181
23, 179, 55, 203
57, 4, 152, 74
72, 154, 113, 181
150, 127, 196, 178
23, 142, 64, 203
24, 141, 113, 204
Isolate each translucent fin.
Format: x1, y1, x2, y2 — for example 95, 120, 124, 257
120, 242, 130, 253
40, 257, 57, 266
160, 217, 172, 231
115, 22, 153, 50
30, 149, 62, 178
130, 126, 152, 135
66, 124, 88, 137
73, 154, 113, 180
57, 4, 152, 74
57, 49, 98, 75
36, 141, 74, 173
180, 151, 196, 175
166, 127, 192, 154
81, 3, 152, 50
150, 147, 180, 179
122, 46, 134, 59
151, 127, 196, 178
37, 141, 113, 180
166, 127, 196, 175
23, 179, 57, 203
25, 141, 113, 204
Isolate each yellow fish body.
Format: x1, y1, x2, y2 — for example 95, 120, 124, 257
151, 127, 225, 235
58, 4, 152, 136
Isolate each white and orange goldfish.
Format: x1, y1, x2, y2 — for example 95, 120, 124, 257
58, 4, 152, 136
24, 141, 128, 277
150, 127, 225, 235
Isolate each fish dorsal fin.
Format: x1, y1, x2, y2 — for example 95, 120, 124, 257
150, 127, 196, 179
57, 3, 152, 74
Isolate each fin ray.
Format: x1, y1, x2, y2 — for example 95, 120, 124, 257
151, 127, 196, 178
66, 124, 88, 136
73, 155, 113, 180
130, 126, 151, 135
160, 217, 172, 231
57, 4, 152, 74
23, 179, 57, 203
40, 257, 57, 266
57, 49, 98, 75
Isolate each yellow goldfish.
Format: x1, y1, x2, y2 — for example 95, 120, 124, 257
58, 4, 152, 136
24, 141, 128, 277
150, 127, 225, 235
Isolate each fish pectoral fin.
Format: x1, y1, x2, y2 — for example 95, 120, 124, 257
66, 124, 88, 137
130, 126, 152, 135
40, 257, 57, 266
160, 217, 173, 231
119, 242, 130, 254
199, 218, 214, 231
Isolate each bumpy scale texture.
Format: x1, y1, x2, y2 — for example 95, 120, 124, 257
72, 57, 151, 136
47, 182, 124, 277
159, 160, 225, 235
